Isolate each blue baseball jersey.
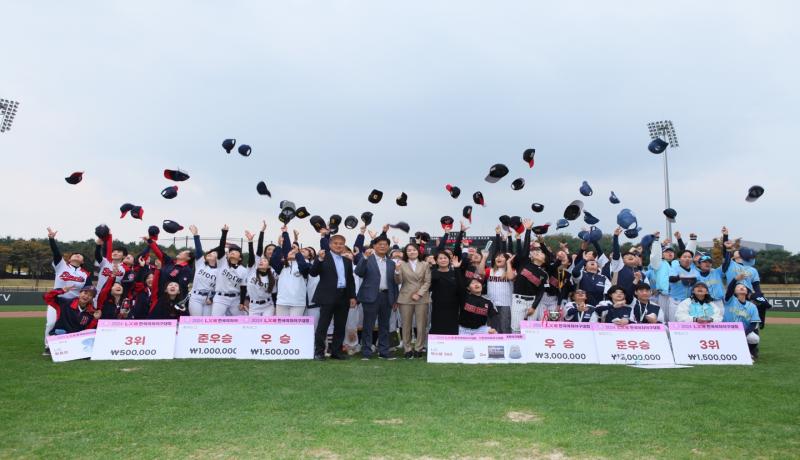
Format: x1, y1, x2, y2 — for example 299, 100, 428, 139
723, 298, 760, 329
696, 267, 725, 300
647, 260, 675, 293
669, 264, 700, 301
725, 261, 759, 291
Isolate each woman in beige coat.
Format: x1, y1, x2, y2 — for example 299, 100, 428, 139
394, 243, 431, 358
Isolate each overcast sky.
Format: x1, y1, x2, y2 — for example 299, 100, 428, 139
2, 1, 798, 251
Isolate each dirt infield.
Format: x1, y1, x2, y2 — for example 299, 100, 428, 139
0, 311, 46, 318
2, 310, 800, 324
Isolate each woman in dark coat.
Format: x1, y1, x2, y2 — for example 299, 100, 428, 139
429, 252, 464, 335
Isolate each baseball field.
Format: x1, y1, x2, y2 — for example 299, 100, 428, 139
1, 316, 799, 459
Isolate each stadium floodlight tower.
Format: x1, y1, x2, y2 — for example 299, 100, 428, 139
647, 120, 679, 237
0, 99, 20, 133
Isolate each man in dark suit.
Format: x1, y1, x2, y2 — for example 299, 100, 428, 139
310, 233, 357, 360
355, 235, 399, 359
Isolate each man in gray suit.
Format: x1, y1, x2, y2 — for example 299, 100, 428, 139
354, 235, 399, 359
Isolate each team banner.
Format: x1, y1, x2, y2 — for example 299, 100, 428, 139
235, 316, 315, 360
592, 323, 675, 365
427, 334, 527, 364
668, 322, 753, 365
520, 321, 599, 364
91, 319, 178, 360
46, 330, 96, 362
174, 316, 249, 359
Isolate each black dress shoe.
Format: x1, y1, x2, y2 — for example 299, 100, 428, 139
413, 350, 424, 358
314, 354, 326, 361
404, 351, 414, 359
379, 354, 396, 360
330, 354, 349, 360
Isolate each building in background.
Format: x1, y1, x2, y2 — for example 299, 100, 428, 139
697, 240, 784, 252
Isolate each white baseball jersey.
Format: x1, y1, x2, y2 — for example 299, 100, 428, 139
192, 258, 218, 294
96, 259, 128, 297
276, 261, 307, 307
247, 259, 276, 304
215, 257, 249, 294
52, 259, 90, 300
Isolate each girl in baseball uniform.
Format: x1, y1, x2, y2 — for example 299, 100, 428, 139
272, 226, 311, 316
187, 225, 218, 316
210, 225, 250, 316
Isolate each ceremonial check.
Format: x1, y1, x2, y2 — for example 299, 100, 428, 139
592, 323, 674, 365
520, 321, 599, 364
427, 334, 527, 364
46, 330, 96, 362
91, 320, 177, 360
668, 322, 753, 365
236, 316, 314, 360
174, 316, 249, 359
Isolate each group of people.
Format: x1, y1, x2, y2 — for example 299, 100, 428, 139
42, 219, 768, 360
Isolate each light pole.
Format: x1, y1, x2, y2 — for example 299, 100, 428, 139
0, 99, 20, 133
647, 120, 679, 237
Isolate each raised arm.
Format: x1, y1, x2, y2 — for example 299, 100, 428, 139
94, 239, 104, 265
436, 231, 447, 254
246, 233, 256, 268
675, 232, 685, 253
612, 229, 621, 261
650, 234, 663, 270
189, 225, 204, 260
216, 226, 228, 260
724, 277, 738, 302
47, 228, 62, 266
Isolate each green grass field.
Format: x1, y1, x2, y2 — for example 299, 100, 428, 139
1, 319, 799, 459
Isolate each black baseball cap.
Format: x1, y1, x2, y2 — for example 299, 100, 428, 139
162, 220, 184, 234
65, 171, 84, 185
485, 164, 509, 183
222, 138, 236, 154
163, 169, 190, 182
523, 148, 535, 168
256, 181, 271, 197
368, 189, 383, 204
445, 184, 461, 199
161, 185, 178, 199
396, 192, 408, 207
389, 222, 410, 233
295, 207, 310, 219
309, 216, 327, 232
360, 212, 373, 226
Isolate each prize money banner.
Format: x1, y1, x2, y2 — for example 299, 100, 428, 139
668, 322, 752, 365
592, 323, 675, 365
91, 320, 178, 360
520, 321, 599, 364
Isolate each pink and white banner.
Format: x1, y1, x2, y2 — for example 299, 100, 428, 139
427, 334, 527, 364
47, 330, 96, 362
91, 319, 178, 360
591, 323, 674, 365
520, 321, 599, 364
668, 322, 752, 365
174, 316, 250, 359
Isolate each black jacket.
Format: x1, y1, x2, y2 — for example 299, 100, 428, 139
309, 252, 356, 305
